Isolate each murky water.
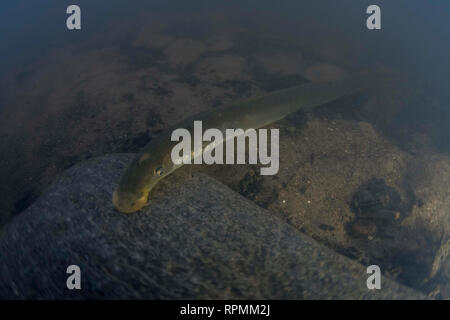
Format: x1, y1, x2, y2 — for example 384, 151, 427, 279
0, 0, 448, 298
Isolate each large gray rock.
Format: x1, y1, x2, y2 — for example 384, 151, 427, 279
0, 154, 423, 299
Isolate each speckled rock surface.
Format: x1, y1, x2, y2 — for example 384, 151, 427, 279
0, 154, 423, 299
196, 116, 449, 297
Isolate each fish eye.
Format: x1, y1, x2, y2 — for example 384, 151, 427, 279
155, 166, 164, 176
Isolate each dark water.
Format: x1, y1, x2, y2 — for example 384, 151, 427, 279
1, 0, 449, 150
0, 0, 448, 298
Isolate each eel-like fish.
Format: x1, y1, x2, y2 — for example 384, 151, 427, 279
113, 75, 378, 213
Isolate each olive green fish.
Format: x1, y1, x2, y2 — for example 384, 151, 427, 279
113, 75, 378, 213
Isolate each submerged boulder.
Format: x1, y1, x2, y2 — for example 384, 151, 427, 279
0, 154, 422, 299
197, 116, 448, 297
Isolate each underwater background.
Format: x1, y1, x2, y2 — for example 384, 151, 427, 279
0, 0, 449, 298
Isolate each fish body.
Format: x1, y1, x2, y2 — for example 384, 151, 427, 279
113, 75, 378, 213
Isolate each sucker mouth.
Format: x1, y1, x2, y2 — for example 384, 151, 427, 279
112, 190, 148, 214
